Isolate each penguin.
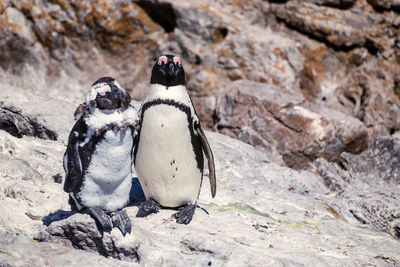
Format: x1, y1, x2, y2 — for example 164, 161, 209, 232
134, 55, 216, 224
63, 77, 138, 235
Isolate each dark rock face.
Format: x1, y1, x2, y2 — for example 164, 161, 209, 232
367, 0, 400, 10
307, 0, 356, 8
0, 103, 58, 140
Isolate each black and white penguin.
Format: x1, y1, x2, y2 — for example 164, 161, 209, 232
63, 77, 138, 235
134, 55, 216, 224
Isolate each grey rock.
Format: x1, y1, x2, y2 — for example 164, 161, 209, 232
215, 80, 368, 168
340, 136, 400, 185
0, 130, 68, 244
174, 4, 221, 41
0, 234, 135, 266
40, 213, 141, 262
312, 135, 400, 237
0, 84, 77, 142
0, 102, 57, 140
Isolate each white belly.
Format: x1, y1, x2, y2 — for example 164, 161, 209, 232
135, 104, 202, 207
79, 128, 133, 211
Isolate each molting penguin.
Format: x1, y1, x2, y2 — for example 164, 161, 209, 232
63, 77, 138, 235
134, 55, 216, 224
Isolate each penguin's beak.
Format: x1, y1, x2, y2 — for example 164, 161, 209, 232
166, 61, 176, 76
110, 84, 126, 100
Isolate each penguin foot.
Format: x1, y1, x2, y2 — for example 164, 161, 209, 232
85, 207, 113, 233
136, 199, 160, 217
172, 204, 196, 225
112, 209, 132, 236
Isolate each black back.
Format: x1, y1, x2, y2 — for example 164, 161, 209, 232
63, 117, 103, 193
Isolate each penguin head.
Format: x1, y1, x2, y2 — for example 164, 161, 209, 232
86, 77, 131, 111
150, 55, 185, 87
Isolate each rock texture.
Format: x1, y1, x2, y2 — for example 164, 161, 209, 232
1, 127, 399, 265
2, 0, 400, 165
215, 80, 368, 168
1, 0, 400, 265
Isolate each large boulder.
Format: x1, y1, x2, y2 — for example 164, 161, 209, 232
215, 80, 367, 168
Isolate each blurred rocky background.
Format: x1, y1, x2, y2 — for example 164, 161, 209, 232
1, 0, 400, 265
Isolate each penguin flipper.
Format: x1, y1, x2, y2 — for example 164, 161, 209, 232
63, 118, 87, 193
196, 126, 216, 198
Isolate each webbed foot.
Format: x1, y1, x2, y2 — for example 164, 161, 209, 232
85, 207, 113, 232
172, 204, 196, 225
136, 199, 160, 217
112, 209, 132, 236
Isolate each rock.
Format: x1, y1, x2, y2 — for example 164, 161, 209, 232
305, 0, 356, 8
215, 80, 367, 168
1, 0, 400, 264
40, 212, 141, 262
0, 235, 134, 266
339, 136, 400, 184
270, 1, 382, 48
298, 42, 400, 145
0, 130, 68, 247
0, 83, 77, 142
313, 135, 400, 237
0, 0, 164, 103
0, 102, 58, 140
367, 0, 400, 10
31, 131, 400, 265
276, 0, 400, 147
0, 6, 40, 72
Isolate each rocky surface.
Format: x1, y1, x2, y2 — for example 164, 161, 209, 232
1, 126, 399, 265
1, 0, 400, 265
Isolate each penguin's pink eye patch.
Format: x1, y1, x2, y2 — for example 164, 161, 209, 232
94, 84, 111, 96
157, 56, 168, 65
173, 57, 181, 66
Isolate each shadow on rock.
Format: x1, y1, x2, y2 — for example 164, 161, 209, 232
42, 210, 76, 226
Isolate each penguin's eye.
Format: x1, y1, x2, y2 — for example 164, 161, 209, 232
157, 56, 168, 65
173, 57, 181, 66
